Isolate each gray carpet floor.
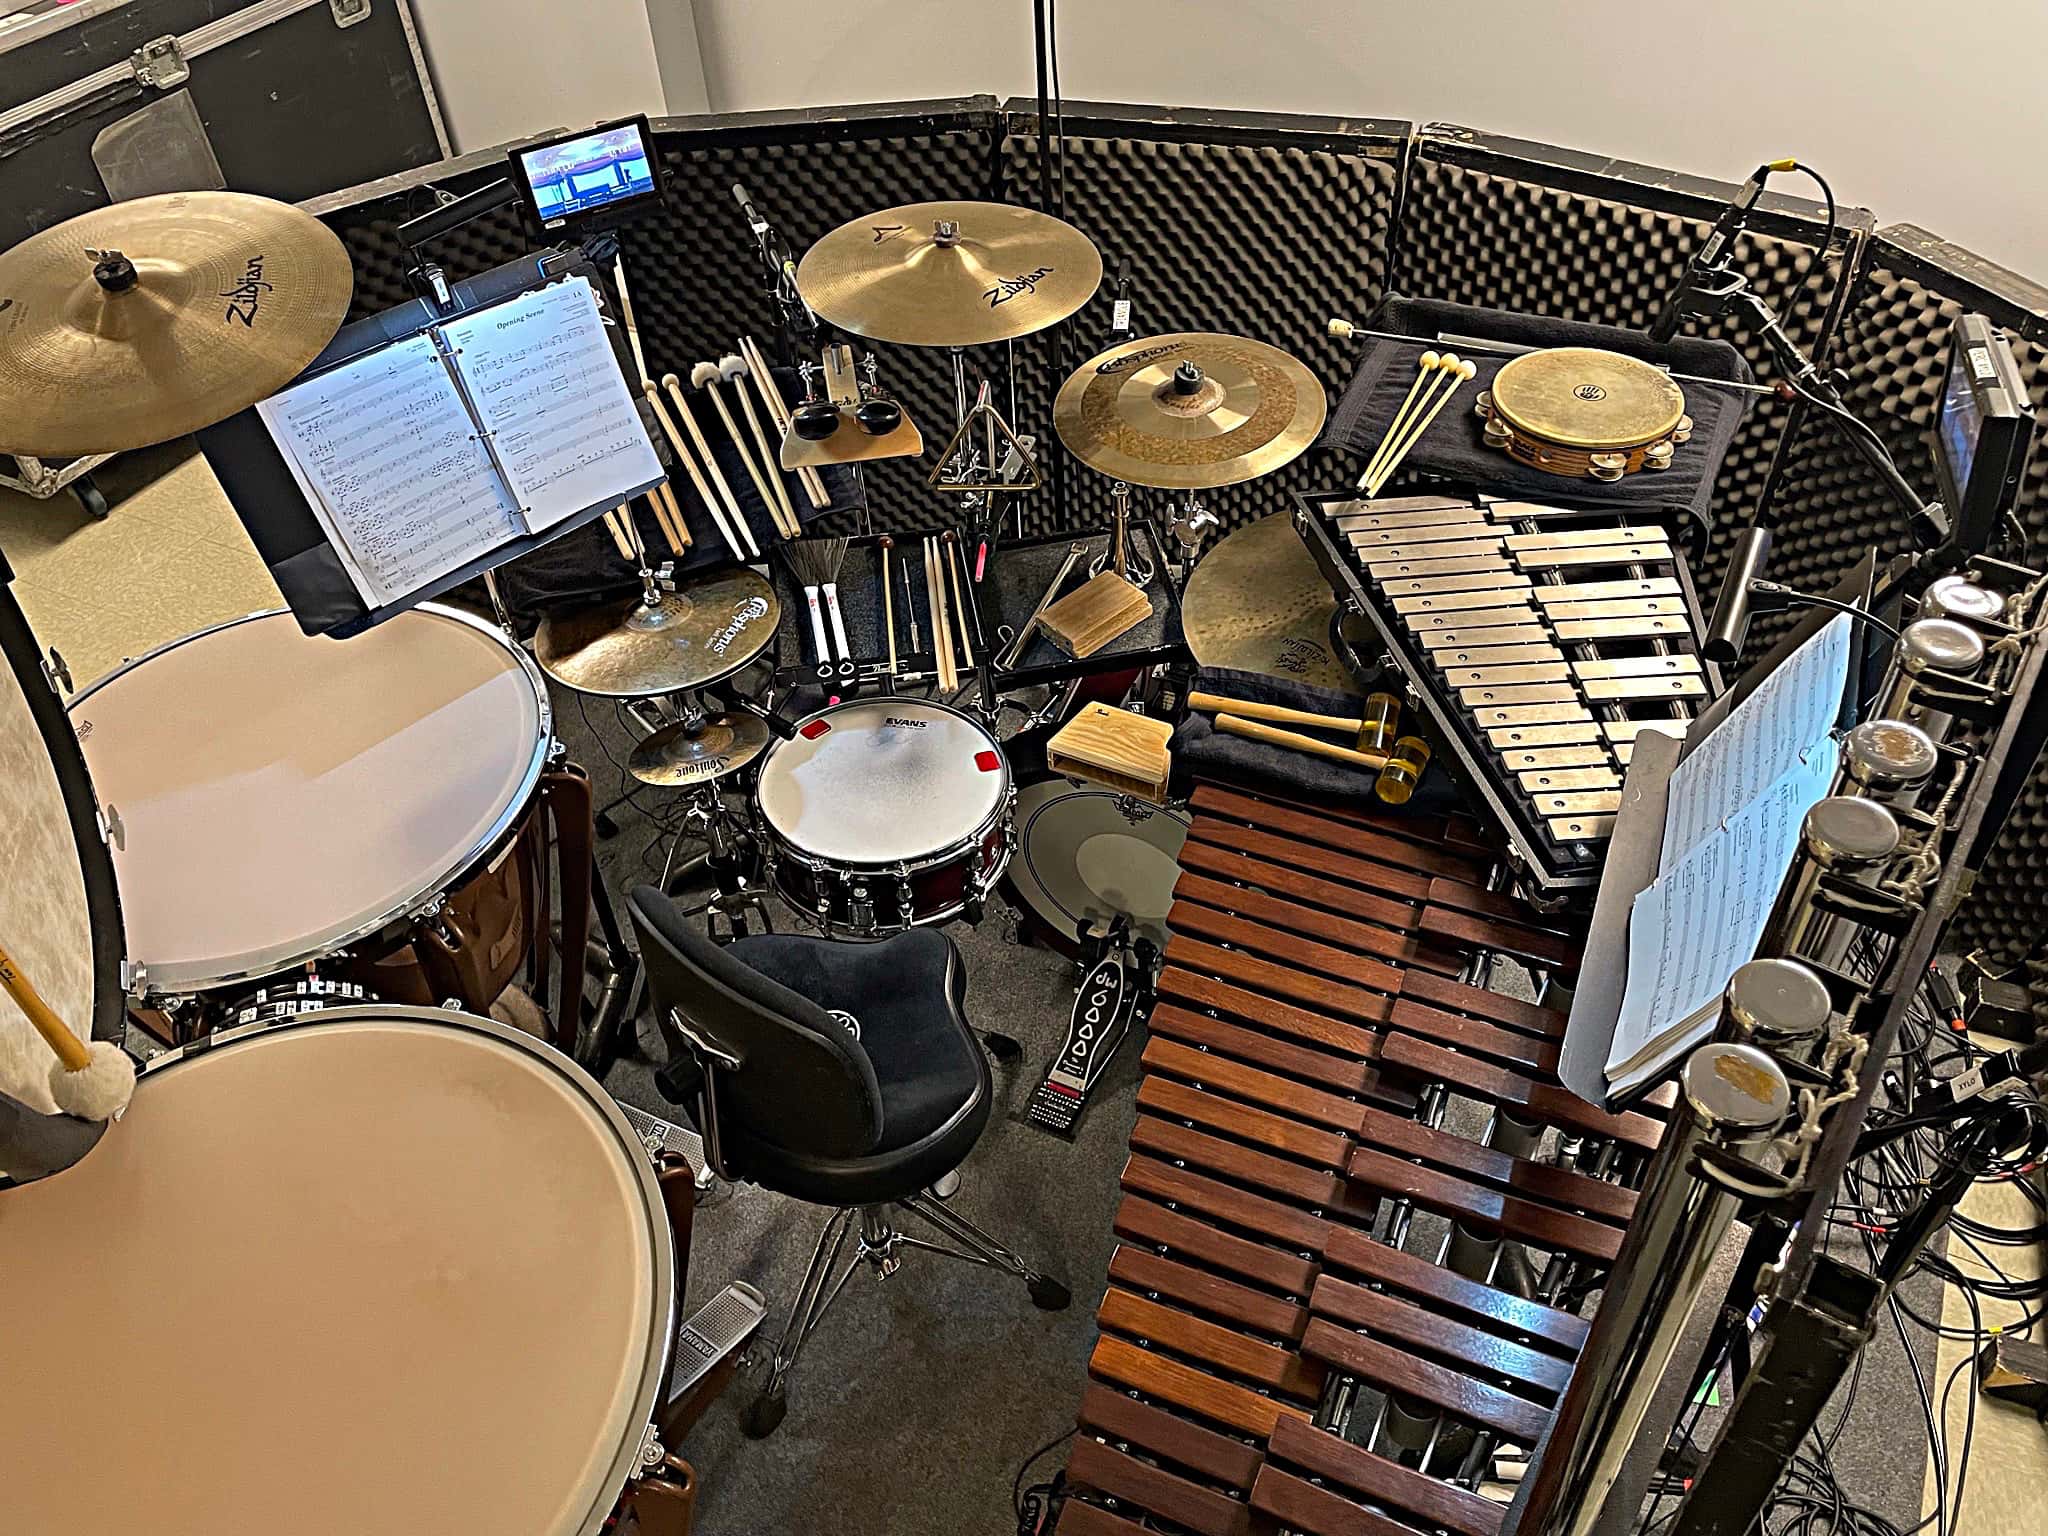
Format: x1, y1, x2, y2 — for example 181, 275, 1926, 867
555, 686, 1945, 1536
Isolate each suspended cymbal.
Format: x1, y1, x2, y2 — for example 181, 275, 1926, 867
1053, 332, 1327, 490
629, 711, 772, 787
534, 568, 781, 698
0, 191, 354, 458
796, 200, 1103, 348
1181, 511, 1361, 695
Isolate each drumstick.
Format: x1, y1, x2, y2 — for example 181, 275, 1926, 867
721, 353, 801, 538
943, 530, 975, 669
1368, 357, 1477, 497
641, 490, 683, 556
0, 937, 136, 1119
1362, 349, 1444, 491
692, 361, 785, 544
925, 536, 956, 692
645, 382, 747, 562
741, 335, 830, 507
601, 505, 635, 561
880, 535, 898, 672
662, 373, 761, 559
740, 334, 828, 508
653, 482, 692, 549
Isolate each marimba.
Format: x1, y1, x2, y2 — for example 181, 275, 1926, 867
1055, 781, 1675, 1536
1296, 491, 1714, 902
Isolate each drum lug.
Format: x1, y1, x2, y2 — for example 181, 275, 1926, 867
848, 881, 876, 932
41, 646, 72, 698
97, 803, 125, 851
636, 1423, 666, 1472
120, 959, 146, 998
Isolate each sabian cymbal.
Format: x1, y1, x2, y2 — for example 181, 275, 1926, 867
1181, 510, 1361, 695
629, 711, 772, 787
1053, 333, 1327, 490
796, 200, 1102, 348
534, 568, 781, 698
0, 191, 354, 458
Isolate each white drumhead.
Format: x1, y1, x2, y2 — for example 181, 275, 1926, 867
1008, 778, 1189, 951
0, 603, 96, 1113
757, 696, 1008, 865
0, 1007, 670, 1536
70, 606, 548, 992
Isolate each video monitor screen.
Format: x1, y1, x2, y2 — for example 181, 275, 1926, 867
1936, 341, 1984, 503
514, 118, 660, 228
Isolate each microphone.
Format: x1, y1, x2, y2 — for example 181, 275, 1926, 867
1650, 160, 1788, 343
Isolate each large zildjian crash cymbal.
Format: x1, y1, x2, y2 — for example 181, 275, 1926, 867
1053, 332, 1328, 491
796, 200, 1103, 348
0, 191, 355, 459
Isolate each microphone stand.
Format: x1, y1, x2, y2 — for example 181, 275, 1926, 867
1679, 254, 1954, 663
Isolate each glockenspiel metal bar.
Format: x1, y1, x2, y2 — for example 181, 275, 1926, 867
1487, 720, 1605, 747
1474, 701, 1595, 726
1503, 743, 1614, 769
1421, 623, 1553, 649
1515, 541, 1671, 569
1459, 682, 1583, 707
1554, 615, 1690, 640
1549, 814, 1617, 841
1544, 596, 1685, 621
1369, 553, 1521, 578
1571, 654, 1703, 679
1533, 577, 1684, 605
1582, 674, 1708, 702
1517, 766, 1623, 792
1444, 663, 1572, 687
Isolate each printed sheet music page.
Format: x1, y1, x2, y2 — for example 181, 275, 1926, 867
439, 274, 662, 532
257, 333, 520, 607
1606, 613, 1854, 1092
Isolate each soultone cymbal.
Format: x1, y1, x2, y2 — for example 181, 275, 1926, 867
534, 568, 781, 698
796, 200, 1103, 348
629, 711, 772, 788
0, 191, 354, 459
1053, 332, 1328, 491
1181, 510, 1361, 695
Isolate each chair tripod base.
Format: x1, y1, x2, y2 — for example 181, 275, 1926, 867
743, 1190, 1069, 1439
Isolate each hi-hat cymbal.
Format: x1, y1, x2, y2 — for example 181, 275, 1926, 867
0, 191, 354, 459
796, 200, 1103, 348
534, 568, 781, 698
1053, 333, 1327, 490
1181, 510, 1361, 695
629, 711, 772, 787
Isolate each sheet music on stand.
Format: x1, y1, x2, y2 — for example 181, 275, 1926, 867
1558, 569, 1870, 1108
246, 270, 662, 616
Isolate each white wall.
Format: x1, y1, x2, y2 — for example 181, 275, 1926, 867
409, 0, 673, 150
689, 0, 2048, 280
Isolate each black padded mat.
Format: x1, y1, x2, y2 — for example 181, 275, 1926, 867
1325, 297, 1754, 535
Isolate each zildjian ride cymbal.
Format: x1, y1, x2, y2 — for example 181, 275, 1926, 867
796, 200, 1103, 348
1053, 332, 1328, 491
0, 191, 354, 458
628, 711, 772, 787
533, 567, 781, 698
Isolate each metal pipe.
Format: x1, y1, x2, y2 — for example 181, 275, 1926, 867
1528, 1042, 1791, 1536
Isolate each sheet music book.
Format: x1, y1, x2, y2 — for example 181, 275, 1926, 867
256, 275, 661, 608
1605, 613, 1854, 1093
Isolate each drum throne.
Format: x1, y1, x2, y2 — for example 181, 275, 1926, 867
628, 887, 1071, 1438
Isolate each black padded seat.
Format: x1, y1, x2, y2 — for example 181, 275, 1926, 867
722, 929, 991, 1206
631, 889, 991, 1207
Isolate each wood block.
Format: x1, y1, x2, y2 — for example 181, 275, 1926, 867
1040, 570, 1152, 657
1047, 701, 1173, 800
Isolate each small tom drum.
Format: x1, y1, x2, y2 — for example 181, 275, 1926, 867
0, 1005, 676, 1535
755, 697, 1015, 936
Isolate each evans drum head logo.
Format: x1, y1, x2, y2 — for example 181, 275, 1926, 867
709, 596, 770, 655
220, 255, 270, 328
882, 715, 929, 729
1096, 340, 1183, 375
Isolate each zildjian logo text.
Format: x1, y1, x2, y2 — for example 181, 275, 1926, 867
220, 255, 270, 327
984, 267, 1053, 307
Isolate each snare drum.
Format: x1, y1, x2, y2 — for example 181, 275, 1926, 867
755, 697, 1015, 936
68, 605, 551, 1002
0, 1005, 685, 1535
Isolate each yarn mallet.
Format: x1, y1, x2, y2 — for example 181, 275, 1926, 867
0, 938, 135, 1121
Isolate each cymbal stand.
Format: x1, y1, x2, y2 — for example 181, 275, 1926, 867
1165, 490, 1219, 589
659, 774, 773, 941
1088, 481, 1156, 588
